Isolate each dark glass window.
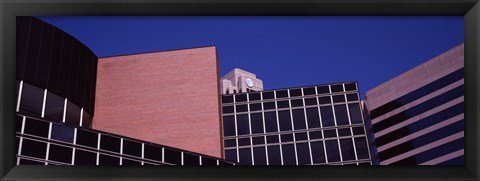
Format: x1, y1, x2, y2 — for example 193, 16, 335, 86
24, 118, 49, 137
306, 107, 321, 128
239, 147, 252, 165
235, 94, 247, 102
65, 101, 81, 127
352, 127, 365, 135
340, 138, 356, 161
144, 144, 163, 162
325, 140, 341, 162
76, 129, 98, 148
290, 99, 303, 107
249, 92, 261, 101
263, 102, 276, 110
304, 98, 317, 106
348, 103, 363, 124
317, 86, 330, 94
223, 115, 236, 136
249, 103, 262, 111
51, 123, 74, 143
236, 114, 250, 135
323, 129, 337, 138
292, 109, 306, 130
318, 96, 331, 104
354, 137, 370, 159
338, 128, 351, 137
44, 92, 64, 122
222, 106, 234, 114
309, 131, 322, 140
74, 149, 97, 165
295, 132, 308, 141
332, 95, 346, 103
99, 154, 120, 165
20, 83, 44, 116
183, 154, 200, 165
225, 149, 237, 162
123, 139, 142, 157
81, 111, 92, 129
344, 83, 357, 91
276, 90, 288, 98
202, 157, 218, 165
267, 145, 281, 165
122, 159, 142, 165
164, 148, 181, 165
252, 136, 265, 145
282, 144, 296, 165
266, 135, 279, 144
100, 134, 121, 153
296, 142, 311, 165
236, 104, 248, 113
289, 89, 302, 97
19, 159, 44, 165
303, 87, 316, 95
331, 84, 344, 92
21, 139, 47, 158
281, 134, 294, 142
16, 116, 23, 133
250, 113, 264, 134
346, 93, 359, 102
262, 91, 274, 100
264, 111, 278, 133
224, 139, 236, 147
238, 138, 251, 146
334, 104, 349, 126
222, 95, 233, 103
253, 147, 267, 165
48, 144, 72, 164
320, 106, 335, 127
277, 100, 289, 109
311, 141, 326, 164
278, 110, 292, 131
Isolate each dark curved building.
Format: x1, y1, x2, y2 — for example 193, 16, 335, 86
16, 16, 97, 128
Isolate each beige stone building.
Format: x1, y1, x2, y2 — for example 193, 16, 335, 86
220, 68, 263, 95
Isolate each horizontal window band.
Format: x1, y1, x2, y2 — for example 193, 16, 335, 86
372, 85, 464, 133
369, 68, 463, 119
375, 103, 464, 147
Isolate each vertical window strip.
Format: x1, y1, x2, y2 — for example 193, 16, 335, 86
62, 98, 67, 123
96, 133, 101, 165
16, 81, 24, 112
71, 128, 77, 165
41, 89, 47, 118
302, 88, 314, 165
141, 143, 145, 165
120, 138, 123, 165
79, 108, 84, 127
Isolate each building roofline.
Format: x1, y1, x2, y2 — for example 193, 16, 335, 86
222, 80, 359, 96
98, 45, 217, 59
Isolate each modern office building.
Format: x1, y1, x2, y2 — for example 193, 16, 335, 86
363, 43, 464, 165
221, 81, 372, 165
15, 16, 232, 165
220, 68, 263, 94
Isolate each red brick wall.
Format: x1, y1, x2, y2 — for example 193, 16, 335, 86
93, 46, 223, 158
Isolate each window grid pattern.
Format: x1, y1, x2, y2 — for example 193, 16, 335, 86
16, 115, 234, 166
221, 82, 372, 165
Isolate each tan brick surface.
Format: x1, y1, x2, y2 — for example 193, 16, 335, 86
93, 46, 223, 158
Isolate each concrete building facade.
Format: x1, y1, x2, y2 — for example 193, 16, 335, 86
364, 43, 464, 165
220, 68, 263, 95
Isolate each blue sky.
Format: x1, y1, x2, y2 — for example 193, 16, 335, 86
38, 16, 464, 98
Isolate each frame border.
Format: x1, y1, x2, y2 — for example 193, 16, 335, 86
1, 0, 479, 180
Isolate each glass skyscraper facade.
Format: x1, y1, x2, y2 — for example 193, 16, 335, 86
221, 82, 372, 165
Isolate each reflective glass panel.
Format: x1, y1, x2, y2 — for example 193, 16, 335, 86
236, 114, 250, 135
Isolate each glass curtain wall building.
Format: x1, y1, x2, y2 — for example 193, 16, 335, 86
364, 43, 464, 165
221, 82, 372, 165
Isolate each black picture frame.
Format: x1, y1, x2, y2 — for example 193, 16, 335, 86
1, 0, 479, 180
